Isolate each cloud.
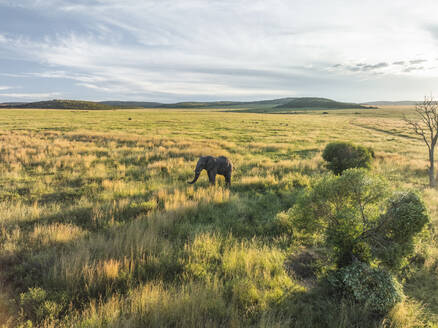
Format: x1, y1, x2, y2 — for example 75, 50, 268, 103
331, 58, 436, 77
1, 1, 438, 101
403, 66, 425, 73
409, 59, 427, 64
0, 86, 12, 90
332, 62, 390, 73
0, 32, 320, 99
0, 92, 61, 99
28, 71, 106, 83
427, 25, 438, 40
361, 62, 389, 71
75, 83, 113, 92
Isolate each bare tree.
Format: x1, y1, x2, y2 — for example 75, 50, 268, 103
404, 95, 438, 187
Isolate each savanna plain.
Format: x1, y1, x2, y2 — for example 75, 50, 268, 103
0, 107, 437, 327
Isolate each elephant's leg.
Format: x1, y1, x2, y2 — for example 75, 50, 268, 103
225, 173, 231, 186
208, 170, 216, 185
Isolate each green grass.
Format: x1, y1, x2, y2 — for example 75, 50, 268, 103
0, 107, 437, 327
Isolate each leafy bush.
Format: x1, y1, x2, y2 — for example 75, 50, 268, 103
19, 287, 62, 323
290, 169, 387, 267
329, 261, 404, 313
373, 191, 430, 270
322, 142, 373, 174
290, 169, 429, 270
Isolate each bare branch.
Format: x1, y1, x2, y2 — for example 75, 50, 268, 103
403, 95, 438, 187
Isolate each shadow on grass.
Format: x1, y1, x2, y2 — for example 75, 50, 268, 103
268, 283, 386, 328
405, 268, 438, 318
1, 177, 305, 326
290, 148, 320, 159
39, 190, 85, 204
350, 121, 417, 140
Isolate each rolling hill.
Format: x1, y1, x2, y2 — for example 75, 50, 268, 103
100, 98, 296, 109
101, 97, 369, 111
99, 101, 163, 108
275, 97, 370, 109
0, 102, 27, 107
2, 97, 374, 111
3, 99, 115, 110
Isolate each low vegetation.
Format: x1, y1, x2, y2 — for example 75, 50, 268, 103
322, 142, 374, 174
290, 169, 429, 269
289, 168, 429, 314
329, 261, 404, 314
0, 107, 436, 327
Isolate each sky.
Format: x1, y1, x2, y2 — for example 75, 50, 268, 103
0, 0, 438, 103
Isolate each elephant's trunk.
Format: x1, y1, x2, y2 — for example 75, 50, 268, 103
188, 171, 200, 184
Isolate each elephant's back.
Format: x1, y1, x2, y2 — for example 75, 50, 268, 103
218, 156, 232, 169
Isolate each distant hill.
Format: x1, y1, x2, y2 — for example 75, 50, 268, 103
361, 101, 418, 106
100, 98, 295, 109
0, 102, 27, 107
161, 101, 241, 108
1, 97, 374, 111
4, 99, 114, 110
100, 101, 162, 108
242, 97, 296, 106
275, 97, 370, 110
100, 100, 241, 108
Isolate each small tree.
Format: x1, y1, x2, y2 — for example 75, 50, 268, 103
289, 169, 429, 314
322, 142, 373, 175
404, 96, 438, 187
290, 169, 429, 270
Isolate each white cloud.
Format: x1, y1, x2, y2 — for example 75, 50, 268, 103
0, 92, 61, 99
76, 83, 113, 92
2, 0, 438, 101
0, 86, 12, 90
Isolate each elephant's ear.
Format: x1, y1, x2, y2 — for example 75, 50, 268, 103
206, 157, 216, 170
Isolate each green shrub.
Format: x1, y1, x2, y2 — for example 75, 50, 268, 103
322, 142, 373, 175
290, 169, 429, 270
329, 261, 404, 314
19, 287, 62, 323
19, 287, 47, 323
290, 169, 387, 267
374, 191, 430, 270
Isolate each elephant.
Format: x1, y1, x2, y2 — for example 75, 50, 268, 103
188, 156, 233, 186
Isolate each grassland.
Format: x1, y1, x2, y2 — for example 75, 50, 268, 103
0, 107, 437, 327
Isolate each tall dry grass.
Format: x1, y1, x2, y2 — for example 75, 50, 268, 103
0, 108, 436, 327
